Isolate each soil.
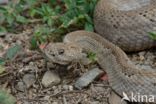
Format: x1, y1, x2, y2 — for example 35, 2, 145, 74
0, 30, 155, 104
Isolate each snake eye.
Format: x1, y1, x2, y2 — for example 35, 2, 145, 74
58, 49, 64, 55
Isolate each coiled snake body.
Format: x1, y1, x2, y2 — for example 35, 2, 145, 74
44, 31, 156, 102
43, 0, 156, 103
94, 0, 156, 51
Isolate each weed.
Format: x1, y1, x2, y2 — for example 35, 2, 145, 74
0, 0, 98, 46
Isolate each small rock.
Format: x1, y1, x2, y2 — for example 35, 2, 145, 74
139, 55, 145, 61
47, 62, 55, 69
23, 101, 30, 104
23, 74, 36, 88
62, 85, 69, 90
42, 71, 61, 87
43, 95, 50, 101
138, 51, 146, 56
15, 82, 25, 92
69, 85, 73, 91
52, 102, 58, 104
138, 51, 145, 61
74, 68, 104, 90
52, 86, 57, 90
54, 88, 60, 94
90, 101, 101, 104
109, 92, 127, 104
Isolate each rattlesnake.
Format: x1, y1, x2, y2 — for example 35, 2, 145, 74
42, 0, 156, 103
43, 30, 156, 103
94, 0, 156, 51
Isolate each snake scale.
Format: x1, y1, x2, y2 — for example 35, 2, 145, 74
42, 0, 156, 103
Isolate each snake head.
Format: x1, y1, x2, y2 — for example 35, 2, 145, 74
43, 43, 86, 65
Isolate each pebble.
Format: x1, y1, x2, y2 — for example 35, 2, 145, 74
91, 101, 102, 104
62, 85, 69, 90
23, 74, 36, 88
52, 102, 58, 104
43, 95, 50, 101
23, 101, 30, 104
69, 85, 73, 91
139, 55, 145, 61
138, 51, 146, 56
42, 71, 61, 87
74, 68, 104, 90
129, 50, 156, 71
15, 82, 25, 92
109, 92, 127, 104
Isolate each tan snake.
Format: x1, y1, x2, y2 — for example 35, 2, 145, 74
94, 0, 156, 52
42, 0, 156, 102
43, 30, 156, 102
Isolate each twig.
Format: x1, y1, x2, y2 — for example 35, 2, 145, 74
22, 54, 43, 63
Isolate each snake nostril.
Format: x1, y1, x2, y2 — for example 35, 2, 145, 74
58, 49, 64, 55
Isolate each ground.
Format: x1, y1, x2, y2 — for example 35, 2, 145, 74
0, 30, 156, 104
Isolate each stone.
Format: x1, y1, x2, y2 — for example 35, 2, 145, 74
62, 85, 69, 90
138, 51, 146, 57
109, 92, 127, 104
74, 68, 104, 90
68, 85, 73, 91
15, 81, 25, 92
23, 74, 36, 88
42, 71, 61, 87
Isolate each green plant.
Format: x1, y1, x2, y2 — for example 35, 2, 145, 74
0, 89, 16, 104
0, 0, 98, 46
149, 32, 156, 40
87, 51, 97, 62
0, 1, 28, 31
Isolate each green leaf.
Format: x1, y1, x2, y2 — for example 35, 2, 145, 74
0, 14, 5, 24
0, 6, 7, 13
0, 57, 5, 65
0, 27, 7, 36
0, 65, 5, 74
149, 32, 156, 40
87, 51, 97, 62
85, 22, 94, 31
49, 0, 57, 5
30, 36, 38, 50
6, 14, 14, 25
29, 9, 37, 17
26, 0, 36, 7
0, 89, 16, 104
16, 15, 27, 23
47, 18, 53, 26
5, 44, 21, 60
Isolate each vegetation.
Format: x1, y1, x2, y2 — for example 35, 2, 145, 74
0, 0, 98, 45
149, 32, 156, 40
0, 90, 16, 104
0, 2, 99, 103
87, 51, 97, 62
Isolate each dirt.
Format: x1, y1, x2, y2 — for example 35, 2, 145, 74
0, 30, 155, 104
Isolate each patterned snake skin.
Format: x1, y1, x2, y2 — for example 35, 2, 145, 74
65, 31, 156, 103
94, 0, 156, 52
43, 31, 156, 103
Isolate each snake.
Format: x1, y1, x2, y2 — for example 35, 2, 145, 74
42, 0, 156, 103
43, 30, 156, 102
94, 0, 156, 52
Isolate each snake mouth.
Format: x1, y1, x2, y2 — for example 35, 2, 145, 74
46, 52, 72, 65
